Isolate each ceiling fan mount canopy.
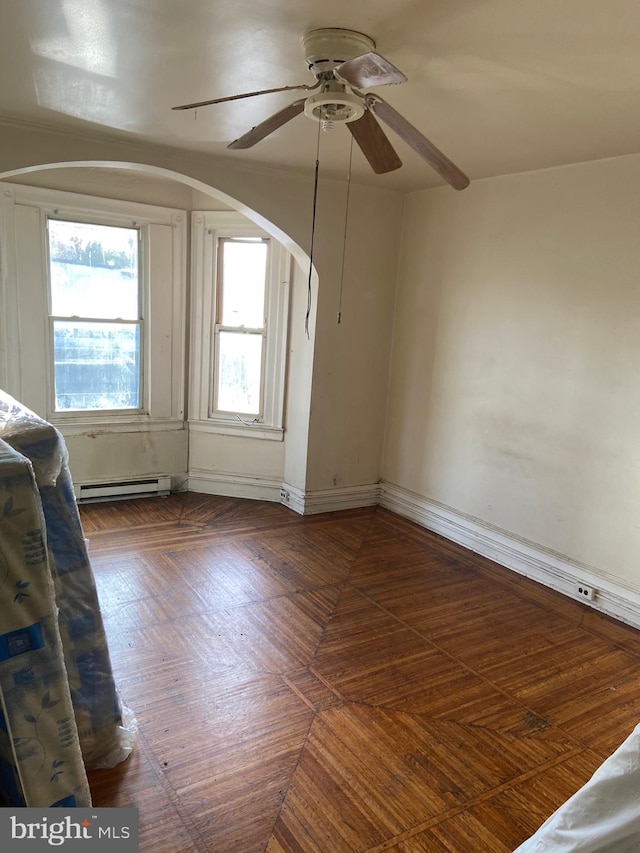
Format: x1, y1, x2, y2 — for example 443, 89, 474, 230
302, 28, 376, 77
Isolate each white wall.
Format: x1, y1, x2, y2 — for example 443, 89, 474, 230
305, 181, 404, 491
383, 154, 640, 593
64, 429, 189, 487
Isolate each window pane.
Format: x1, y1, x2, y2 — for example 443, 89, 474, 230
49, 219, 139, 319
53, 321, 140, 411
216, 331, 262, 414
220, 240, 267, 328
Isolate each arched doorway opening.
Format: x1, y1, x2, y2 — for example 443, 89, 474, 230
0, 160, 315, 504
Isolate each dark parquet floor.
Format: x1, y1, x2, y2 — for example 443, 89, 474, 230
80, 493, 640, 852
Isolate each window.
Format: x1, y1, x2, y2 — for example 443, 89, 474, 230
190, 212, 290, 440
0, 182, 186, 429
214, 237, 268, 416
48, 219, 142, 412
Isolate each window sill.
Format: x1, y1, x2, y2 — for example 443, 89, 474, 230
52, 417, 186, 436
189, 419, 284, 442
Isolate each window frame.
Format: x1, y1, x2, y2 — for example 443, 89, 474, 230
212, 236, 269, 418
0, 182, 186, 432
189, 211, 290, 441
46, 215, 146, 416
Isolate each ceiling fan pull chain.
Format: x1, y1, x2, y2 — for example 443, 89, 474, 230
305, 119, 323, 339
337, 134, 355, 325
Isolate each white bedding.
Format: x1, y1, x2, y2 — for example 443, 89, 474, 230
514, 723, 640, 852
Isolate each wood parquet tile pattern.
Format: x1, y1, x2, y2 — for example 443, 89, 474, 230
81, 493, 640, 852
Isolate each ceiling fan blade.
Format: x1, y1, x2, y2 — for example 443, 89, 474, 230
172, 81, 319, 111
366, 95, 469, 190
335, 52, 407, 90
228, 99, 306, 149
348, 110, 402, 174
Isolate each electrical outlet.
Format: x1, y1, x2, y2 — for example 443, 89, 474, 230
280, 489, 290, 503
575, 583, 595, 601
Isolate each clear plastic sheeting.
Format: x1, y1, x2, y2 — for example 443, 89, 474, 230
514, 723, 640, 853
0, 392, 65, 488
0, 390, 137, 805
89, 696, 138, 771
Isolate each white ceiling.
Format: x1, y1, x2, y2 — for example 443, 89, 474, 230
2, 0, 640, 192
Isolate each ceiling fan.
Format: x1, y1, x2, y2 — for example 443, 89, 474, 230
172, 28, 469, 190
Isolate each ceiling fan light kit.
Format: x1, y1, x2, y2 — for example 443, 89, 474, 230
303, 88, 365, 129
173, 27, 469, 190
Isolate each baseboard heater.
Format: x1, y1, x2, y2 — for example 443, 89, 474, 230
73, 476, 171, 503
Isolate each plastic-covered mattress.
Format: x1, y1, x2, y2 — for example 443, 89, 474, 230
513, 722, 640, 852
0, 391, 136, 807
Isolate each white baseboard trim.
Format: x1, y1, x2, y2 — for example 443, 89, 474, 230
279, 483, 306, 515
183, 474, 640, 629
280, 482, 380, 516
188, 470, 282, 503
187, 477, 379, 515
380, 481, 640, 631
304, 483, 381, 515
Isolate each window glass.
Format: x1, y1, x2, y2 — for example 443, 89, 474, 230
53, 321, 140, 411
49, 220, 138, 319
219, 239, 267, 328
216, 331, 262, 414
